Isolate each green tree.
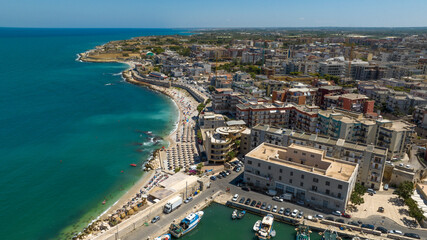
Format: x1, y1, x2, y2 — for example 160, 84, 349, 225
227, 151, 236, 161
197, 103, 206, 113
197, 129, 202, 140
197, 163, 203, 170
208, 85, 216, 92
174, 167, 181, 173
396, 181, 414, 199
350, 191, 365, 206
354, 183, 367, 195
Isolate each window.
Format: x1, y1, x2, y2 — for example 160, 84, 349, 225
248, 160, 252, 165
311, 154, 315, 158
279, 176, 282, 180
267, 183, 270, 187
279, 169, 282, 173
300, 182, 304, 187
313, 178, 318, 183
311, 197, 315, 200
312, 186, 317, 191
289, 179, 292, 184
294, 150, 298, 154
326, 181, 330, 186
290, 171, 293, 176
337, 193, 341, 198
338, 184, 343, 189
326, 189, 330, 195
302, 152, 306, 156
268, 166, 271, 170
258, 163, 261, 167
301, 174, 304, 179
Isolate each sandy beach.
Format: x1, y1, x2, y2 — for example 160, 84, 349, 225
75, 59, 200, 239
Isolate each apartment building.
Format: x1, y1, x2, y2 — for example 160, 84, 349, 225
211, 88, 242, 115
244, 143, 358, 211
317, 85, 344, 107
199, 112, 226, 130
323, 93, 374, 114
375, 119, 416, 159
249, 125, 388, 190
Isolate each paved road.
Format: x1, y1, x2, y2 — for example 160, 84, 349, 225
123, 168, 427, 239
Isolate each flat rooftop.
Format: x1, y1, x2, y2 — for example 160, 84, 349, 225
246, 143, 357, 182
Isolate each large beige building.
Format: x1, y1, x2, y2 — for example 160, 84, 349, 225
244, 143, 358, 212
249, 124, 388, 190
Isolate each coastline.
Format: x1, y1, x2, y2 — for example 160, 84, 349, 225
73, 54, 191, 239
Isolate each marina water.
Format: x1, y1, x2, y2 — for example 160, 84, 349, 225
0, 28, 184, 240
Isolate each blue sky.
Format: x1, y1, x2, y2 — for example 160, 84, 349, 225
1, 0, 426, 28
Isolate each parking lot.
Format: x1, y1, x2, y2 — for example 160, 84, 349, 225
210, 166, 426, 239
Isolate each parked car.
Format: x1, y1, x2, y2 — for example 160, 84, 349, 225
291, 209, 299, 218
242, 186, 251, 191
151, 216, 160, 223
297, 211, 304, 219
284, 208, 291, 216
314, 214, 323, 220
235, 167, 241, 172
376, 226, 388, 234
335, 218, 345, 223
261, 202, 267, 210
256, 201, 262, 208
388, 230, 403, 235
272, 205, 278, 213
403, 233, 421, 239
217, 174, 222, 179
210, 175, 216, 181
272, 196, 283, 202
251, 200, 257, 207
383, 184, 389, 190
266, 204, 272, 211
367, 188, 376, 194
278, 207, 284, 214
239, 197, 245, 204
361, 224, 375, 230
341, 212, 351, 218
348, 221, 359, 226
245, 198, 251, 205
332, 211, 342, 216
378, 207, 384, 212
325, 216, 334, 221
184, 196, 193, 203
296, 200, 304, 205
232, 194, 239, 202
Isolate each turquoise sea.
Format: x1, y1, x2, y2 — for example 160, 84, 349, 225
0, 28, 185, 240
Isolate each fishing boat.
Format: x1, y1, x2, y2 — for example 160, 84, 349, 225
253, 220, 261, 231
237, 210, 246, 219
231, 209, 238, 220
169, 211, 204, 238
295, 222, 311, 240
154, 233, 171, 240
319, 226, 340, 240
256, 214, 275, 239
130, 163, 137, 167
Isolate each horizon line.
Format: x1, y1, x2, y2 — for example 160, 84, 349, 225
1, 26, 427, 29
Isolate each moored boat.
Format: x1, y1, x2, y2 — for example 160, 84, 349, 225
130, 163, 137, 167
253, 220, 261, 231
154, 233, 171, 240
320, 226, 340, 240
295, 222, 311, 240
256, 214, 274, 239
237, 210, 246, 219
232, 209, 238, 219
169, 211, 204, 238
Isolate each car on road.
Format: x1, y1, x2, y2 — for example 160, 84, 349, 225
225, 170, 231, 175
235, 167, 241, 172
348, 221, 359, 226
404, 233, 421, 239
388, 230, 403, 235
278, 207, 284, 214
291, 209, 299, 218
256, 201, 262, 208
184, 197, 193, 203
297, 211, 304, 219
232, 194, 239, 202
367, 188, 376, 194
341, 212, 351, 218
272, 196, 283, 202
383, 183, 389, 190
376, 226, 388, 234
332, 211, 342, 216
267, 204, 272, 211
239, 197, 245, 204
325, 217, 334, 221
314, 214, 323, 220
335, 218, 345, 223
217, 174, 222, 179
250, 200, 257, 207
361, 224, 375, 230
245, 198, 251, 205
378, 207, 384, 212
272, 205, 278, 213
261, 202, 267, 210
242, 186, 251, 191
151, 216, 160, 223
284, 208, 291, 216
210, 175, 216, 181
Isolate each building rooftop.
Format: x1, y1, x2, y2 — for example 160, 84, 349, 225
246, 143, 357, 181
